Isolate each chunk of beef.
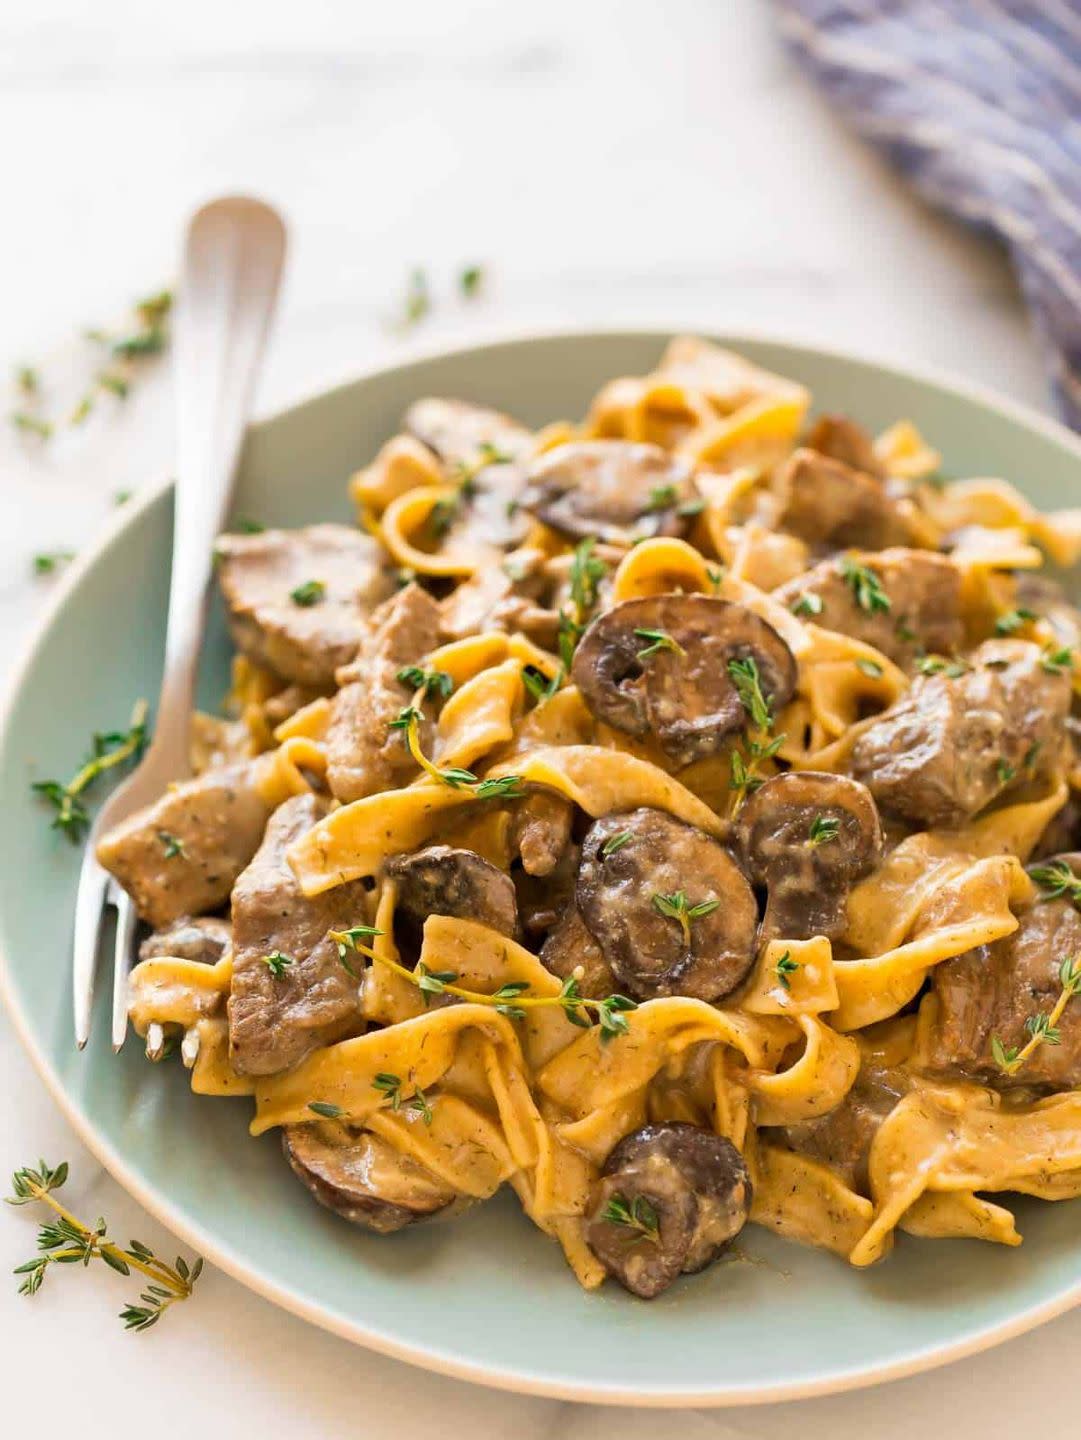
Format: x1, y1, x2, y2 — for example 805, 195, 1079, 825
849, 639, 1071, 827
216, 524, 396, 687
772, 1064, 909, 1194
439, 549, 559, 645
806, 414, 885, 479
509, 790, 574, 877
775, 548, 963, 667
325, 584, 443, 804
138, 915, 231, 965
97, 763, 271, 929
924, 864, 1081, 1090
228, 793, 369, 1075
772, 448, 919, 552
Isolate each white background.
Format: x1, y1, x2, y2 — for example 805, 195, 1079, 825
0, 2, 1075, 1435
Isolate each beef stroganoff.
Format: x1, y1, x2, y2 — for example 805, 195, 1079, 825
101, 337, 1081, 1297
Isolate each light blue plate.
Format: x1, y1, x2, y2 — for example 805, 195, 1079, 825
4, 331, 1081, 1407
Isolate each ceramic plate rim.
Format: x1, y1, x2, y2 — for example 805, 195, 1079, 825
5, 325, 1081, 1407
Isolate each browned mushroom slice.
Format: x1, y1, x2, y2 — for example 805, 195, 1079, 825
806, 414, 886, 479
773, 448, 918, 552
283, 1123, 459, 1234
539, 904, 617, 999
577, 809, 757, 1002
387, 845, 519, 939
571, 595, 797, 767
775, 549, 963, 668
138, 915, 231, 965
404, 397, 533, 468
586, 1122, 752, 1299
519, 441, 698, 547
849, 639, 1071, 828
738, 772, 883, 944
216, 524, 397, 687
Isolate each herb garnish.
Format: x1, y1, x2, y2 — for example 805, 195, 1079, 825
602, 1192, 660, 1244
996, 759, 1016, 784
400, 268, 431, 328
1041, 645, 1074, 675
790, 591, 823, 618
459, 265, 483, 298
521, 663, 564, 704
706, 565, 726, 593
372, 1073, 434, 1125
995, 608, 1037, 636
336, 930, 637, 1040
32, 698, 149, 842
651, 890, 720, 945
157, 830, 185, 859
726, 655, 785, 812
774, 950, 800, 991
635, 628, 685, 661
390, 706, 524, 799
991, 955, 1081, 1076
840, 558, 891, 615
33, 550, 76, 576
807, 816, 840, 847
290, 579, 326, 607
11, 411, 52, 439
916, 656, 968, 679
647, 484, 678, 511
569, 536, 607, 615
1029, 859, 1081, 909
600, 830, 633, 858
397, 665, 454, 700
328, 924, 384, 977
856, 658, 883, 679
262, 951, 293, 978
8, 1159, 201, 1330
307, 1101, 344, 1119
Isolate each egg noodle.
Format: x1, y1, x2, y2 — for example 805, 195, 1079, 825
117, 337, 1081, 1295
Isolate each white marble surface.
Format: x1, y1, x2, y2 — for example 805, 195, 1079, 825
0, 1, 1075, 1435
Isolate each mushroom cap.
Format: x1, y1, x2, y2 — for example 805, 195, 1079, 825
283, 1123, 460, 1233
571, 594, 797, 767
738, 770, 882, 944
387, 845, 519, 939
577, 808, 757, 1002
519, 440, 697, 546
586, 1122, 752, 1298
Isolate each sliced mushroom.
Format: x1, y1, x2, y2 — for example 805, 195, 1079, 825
404, 397, 533, 468
738, 772, 883, 944
387, 845, 519, 939
586, 1122, 752, 1299
138, 915, 231, 965
577, 809, 757, 1002
283, 1123, 460, 1233
571, 595, 797, 767
519, 440, 697, 547
539, 904, 616, 999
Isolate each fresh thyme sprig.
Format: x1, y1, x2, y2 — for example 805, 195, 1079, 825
1041, 644, 1074, 676
33, 550, 76, 576
329, 924, 385, 978
333, 929, 637, 1041
372, 1072, 434, 1125
651, 890, 720, 945
157, 830, 185, 859
774, 950, 800, 991
840, 558, 891, 615
396, 665, 454, 700
647, 484, 678, 511
1029, 859, 1081, 909
726, 656, 786, 813
600, 829, 633, 858
807, 815, 840, 847
568, 536, 607, 616
634, 628, 685, 661
601, 1192, 660, 1244
995, 607, 1037, 636
389, 706, 524, 799
521, 663, 564, 704
789, 591, 823, 618
917, 655, 968, 679
8, 1160, 201, 1331
263, 951, 293, 978
32, 698, 149, 842
991, 954, 1081, 1076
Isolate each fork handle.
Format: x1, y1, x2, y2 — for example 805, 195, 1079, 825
152, 196, 288, 771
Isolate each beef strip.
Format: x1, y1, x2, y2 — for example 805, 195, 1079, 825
772, 1064, 910, 1195
138, 915, 231, 965
324, 584, 443, 804
216, 524, 396, 686
228, 793, 370, 1075
97, 763, 272, 929
509, 790, 574, 877
923, 871, 1081, 1090
805, 414, 886, 479
775, 548, 963, 667
848, 639, 1071, 827
439, 549, 559, 645
771, 448, 920, 552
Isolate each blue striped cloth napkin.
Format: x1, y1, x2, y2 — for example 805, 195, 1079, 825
774, 0, 1081, 428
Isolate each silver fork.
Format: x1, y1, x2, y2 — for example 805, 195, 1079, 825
73, 195, 287, 1050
